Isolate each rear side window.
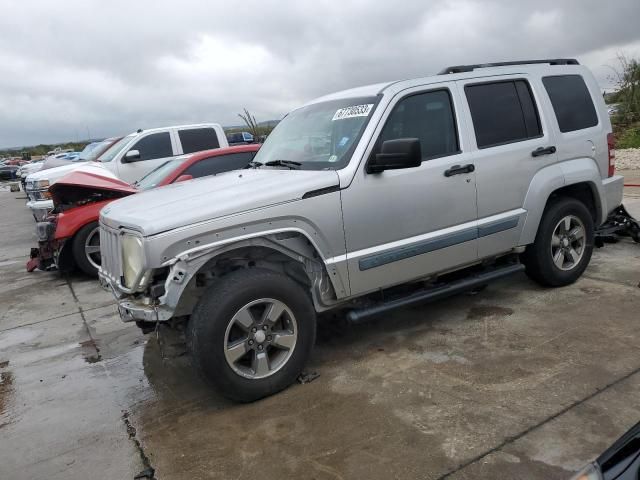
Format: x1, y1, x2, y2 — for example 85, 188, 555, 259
378, 89, 459, 160
131, 132, 173, 161
465, 80, 542, 148
182, 152, 255, 179
179, 128, 221, 154
542, 75, 598, 132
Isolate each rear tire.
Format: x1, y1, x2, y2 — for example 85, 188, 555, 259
187, 268, 316, 402
522, 197, 594, 287
71, 221, 101, 277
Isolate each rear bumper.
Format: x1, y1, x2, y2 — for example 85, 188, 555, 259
602, 175, 624, 219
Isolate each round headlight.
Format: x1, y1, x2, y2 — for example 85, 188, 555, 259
121, 234, 144, 289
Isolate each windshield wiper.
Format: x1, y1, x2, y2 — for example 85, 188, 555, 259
245, 160, 263, 169
264, 159, 302, 170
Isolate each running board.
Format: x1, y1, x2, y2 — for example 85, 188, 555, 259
346, 263, 525, 324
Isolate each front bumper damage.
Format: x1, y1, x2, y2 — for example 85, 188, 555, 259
26, 221, 63, 272
99, 271, 174, 323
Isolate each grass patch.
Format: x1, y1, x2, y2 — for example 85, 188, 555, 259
617, 124, 640, 149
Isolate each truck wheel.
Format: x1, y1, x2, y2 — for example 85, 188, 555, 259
71, 222, 101, 277
522, 197, 594, 287
187, 268, 316, 402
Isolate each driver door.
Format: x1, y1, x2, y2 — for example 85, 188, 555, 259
341, 83, 479, 296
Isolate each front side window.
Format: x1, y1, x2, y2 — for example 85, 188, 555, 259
179, 128, 221, 154
183, 152, 255, 178
542, 75, 598, 133
465, 80, 542, 148
130, 132, 173, 161
377, 89, 459, 160
252, 96, 379, 170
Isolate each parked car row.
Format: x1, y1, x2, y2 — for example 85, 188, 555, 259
24, 59, 625, 405
28, 144, 260, 276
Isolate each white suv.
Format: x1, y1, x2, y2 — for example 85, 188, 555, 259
25, 123, 228, 220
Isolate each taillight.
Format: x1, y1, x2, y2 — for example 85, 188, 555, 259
607, 132, 615, 177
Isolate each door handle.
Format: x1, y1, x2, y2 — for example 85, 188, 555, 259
444, 164, 475, 177
531, 146, 556, 157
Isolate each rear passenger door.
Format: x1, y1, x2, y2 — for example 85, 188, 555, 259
457, 75, 558, 258
180, 152, 256, 180
177, 127, 221, 154
119, 131, 177, 183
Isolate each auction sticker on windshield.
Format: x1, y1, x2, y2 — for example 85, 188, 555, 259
332, 104, 374, 121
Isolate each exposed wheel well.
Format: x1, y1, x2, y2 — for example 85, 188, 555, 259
172, 241, 339, 318
548, 182, 599, 223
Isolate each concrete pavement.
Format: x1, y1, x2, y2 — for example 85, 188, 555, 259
0, 185, 639, 480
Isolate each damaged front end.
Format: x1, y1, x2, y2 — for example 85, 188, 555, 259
26, 171, 137, 273
27, 218, 62, 272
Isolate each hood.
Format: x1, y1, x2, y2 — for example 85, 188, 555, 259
20, 162, 44, 176
50, 171, 137, 208
101, 168, 340, 236
26, 161, 110, 183
41, 156, 86, 171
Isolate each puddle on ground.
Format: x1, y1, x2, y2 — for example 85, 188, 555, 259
467, 305, 514, 320
580, 286, 603, 295
79, 339, 102, 364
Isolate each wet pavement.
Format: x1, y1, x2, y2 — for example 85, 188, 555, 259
1, 184, 639, 480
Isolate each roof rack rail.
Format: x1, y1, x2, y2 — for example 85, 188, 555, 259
438, 59, 579, 75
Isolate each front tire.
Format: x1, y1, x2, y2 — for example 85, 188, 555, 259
187, 268, 316, 402
71, 221, 101, 277
522, 197, 594, 287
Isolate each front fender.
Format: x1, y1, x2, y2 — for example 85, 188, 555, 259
519, 158, 604, 245
54, 200, 112, 240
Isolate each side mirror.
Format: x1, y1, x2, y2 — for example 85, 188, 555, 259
366, 138, 422, 174
122, 150, 141, 163
175, 174, 193, 183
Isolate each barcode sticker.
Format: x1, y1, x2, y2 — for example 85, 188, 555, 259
332, 104, 374, 121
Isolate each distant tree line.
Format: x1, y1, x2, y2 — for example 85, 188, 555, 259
607, 54, 640, 148
0, 141, 89, 158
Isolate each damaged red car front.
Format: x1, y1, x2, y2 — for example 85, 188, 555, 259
27, 171, 137, 274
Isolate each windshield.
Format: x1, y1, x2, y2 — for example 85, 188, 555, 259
253, 96, 379, 170
135, 157, 186, 190
79, 140, 111, 161
99, 134, 136, 162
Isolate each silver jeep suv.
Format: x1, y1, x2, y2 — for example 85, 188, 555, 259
100, 59, 624, 401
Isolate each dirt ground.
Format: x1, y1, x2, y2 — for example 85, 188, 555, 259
0, 185, 639, 480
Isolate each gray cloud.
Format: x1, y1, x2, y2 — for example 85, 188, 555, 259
1, 0, 639, 147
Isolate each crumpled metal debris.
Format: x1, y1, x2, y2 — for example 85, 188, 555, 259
297, 371, 320, 384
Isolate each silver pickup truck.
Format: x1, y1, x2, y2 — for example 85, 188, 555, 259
100, 59, 623, 401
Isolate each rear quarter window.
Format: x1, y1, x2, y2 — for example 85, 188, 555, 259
542, 75, 598, 133
179, 128, 221, 154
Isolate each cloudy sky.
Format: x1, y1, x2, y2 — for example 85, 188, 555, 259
1, 0, 639, 148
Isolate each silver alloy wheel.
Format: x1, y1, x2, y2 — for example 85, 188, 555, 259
223, 298, 298, 380
550, 215, 586, 271
84, 226, 101, 270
